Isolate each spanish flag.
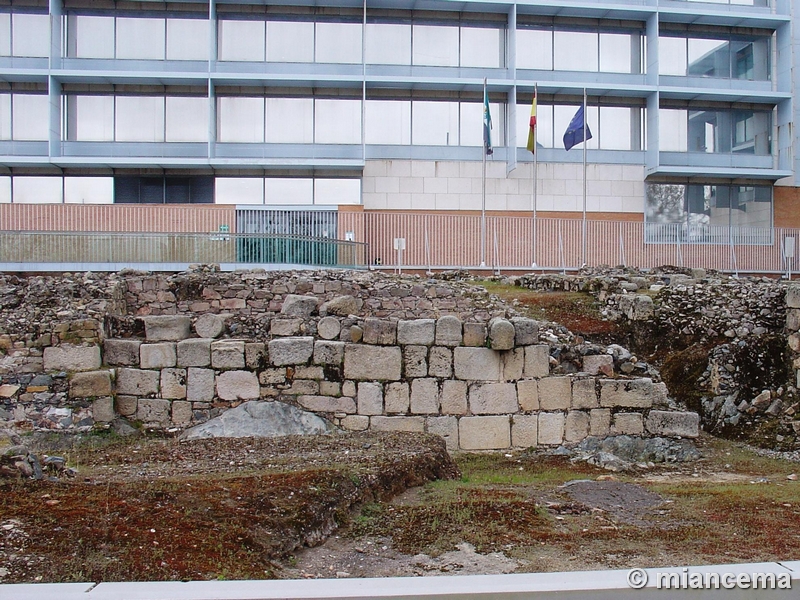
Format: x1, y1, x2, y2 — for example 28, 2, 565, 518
525, 90, 537, 154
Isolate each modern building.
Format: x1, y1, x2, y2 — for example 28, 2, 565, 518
0, 0, 796, 269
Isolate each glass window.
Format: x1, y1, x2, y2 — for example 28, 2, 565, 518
460, 101, 503, 147
0, 177, 10, 203
365, 100, 411, 145
516, 102, 553, 149
266, 97, 313, 143
315, 22, 362, 64
265, 178, 313, 205
315, 179, 360, 205
64, 177, 113, 204
0, 14, 9, 56
412, 101, 459, 145
0, 94, 10, 140
72, 16, 114, 59
659, 109, 688, 151
165, 97, 208, 142
12, 14, 49, 58
460, 27, 501, 68
166, 19, 209, 61
116, 97, 165, 142
554, 104, 598, 149
599, 106, 632, 150
688, 38, 729, 78
314, 99, 361, 144
687, 109, 731, 153
13, 177, 62, 204
267, 21, 314, 62
732, 38, 770, 80
554, 31, 597, 71
215, 178, 263, 204
659, 37, 687, 76
599, 33, 633, 74
12, 94, 49, 141
74, 96, 114, 141
413, 24, 459, 66
516, 28, 552, 70
218, 19, 265, 61
116, 18, 165, 60
365, 23, 411, 65
217, 97, 264, 143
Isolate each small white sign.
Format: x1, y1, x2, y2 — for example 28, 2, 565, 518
393, 237, 406, 251
786, 237, 796, 259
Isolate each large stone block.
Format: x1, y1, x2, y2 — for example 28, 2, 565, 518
511, 414, 538, 448
538, 412, 565, 446
136, 399, 171, 427
269, 337, 314, 366
511, 317, 539, 346
245, 343, 267, 369
612, 412, 644, 435
211, 340, 246, 369
454, 347, 501, 381
788, 309, 800, 332
572, 378, 598, 409
92, 397, 115, 423
410, 378, 440, 415
502, 348, 524, 381
426, 416, 458, 451
216, 371, 260, 401
363, 318, 397, 345
582, 354, 613, 376
538, 377, 571, 411
341, 415, 369, 431
69, 370, 112, 398
462, 322, 487, 347
440, 380, 467, 415
397, 319, 435, 346
194, 313, 225, 339
116, 368, 160, 396
270, 318, 303, 337
646, 410, 700, 438
171, 400, 193, 425
385, 382, 410, 414
488, 318, 515, 350
142, 315, 192, 342
177, 339, 211, 368
787, 285, 800, 309
517, 379, 539, 411
523, 345, 550, 378
428, 347, 452, 378
459, 416, 510, 450
140, 343, 176, 369
187, 367, 215, 403
280, 294, 318, 318
403, 345, 428, 378
161, 368, 187, 400
564, 411, 590, 443
313, 340, 345, 366
116, 395, 137, 417
344, 345, 402, 381
43, 344, 101, 372
357, 382, 384, 416
298, 395, 356, 414
103, 339, 141, 367
321, 295, 362, 317
590, 408, 611, 437
370, 416, 425, 433
435, 316, 463, 347
600, 378, 654, 408
469, 382, 518, 415
317, 317, 341, 340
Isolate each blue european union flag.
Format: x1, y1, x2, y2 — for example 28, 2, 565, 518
563, 105, 593, 151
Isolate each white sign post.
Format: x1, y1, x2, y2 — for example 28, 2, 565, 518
394, 237, 406, 275
785, 237, 796, 280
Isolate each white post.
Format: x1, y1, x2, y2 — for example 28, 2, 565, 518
619, 231, 626, 268
581, 87, 587, 267
481, 78, 488, 268
532, 83, 538, 269
558, 223, 566, 275
424, 221, 432, 275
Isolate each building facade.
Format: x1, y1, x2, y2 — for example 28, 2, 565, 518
0, 0, 796, 257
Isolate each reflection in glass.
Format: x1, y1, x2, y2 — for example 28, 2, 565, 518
658, 37, 687, 76
659, 109, 688, 151
688, 38, 729, 78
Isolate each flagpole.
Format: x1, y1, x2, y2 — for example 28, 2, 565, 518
532, 84, 538, 268
581, 87, 587, 268
481, 78, 487, 268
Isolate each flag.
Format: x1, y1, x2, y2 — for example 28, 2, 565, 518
483, 83, 492, 156
563, 104, 592, 151
526, 91, 537, 154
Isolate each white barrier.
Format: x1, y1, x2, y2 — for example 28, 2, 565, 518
3, 561, 799, 600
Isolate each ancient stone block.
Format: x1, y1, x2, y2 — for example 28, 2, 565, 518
385, 382, 410, 414
342, 381, 356, 397
269, 337, 314, 366
646, 410, 700, 438
502, 348, 524, 381
103, 339, 141, 367
211, 340, 246, 369
411, 378, 440, 414
462, 322, 487, 347
538, 412, 565, 446
92, 397, 115, 423
245, 343, 267, 369
397, 319, 435, 346
459, 416, 510, 450
787, 285, 800, 309
787, 309, 800, 332
160, 368, 186, 400
599, 378, 654, 408
349, 325, 363, 342
344, 345, 402, 381
317, 317, 341, 340
523, 345, 550, 378
652, 382, 669, 407
143, 315, 192, 342
612, 412, 644, 435
469, 382, 518, 415
298, 395, 356, 414
617, 294, 654, 321
435, 316, 463, 347
116, 368, 160, 396
564, 411, 590, 443
357, 382, 384, 416
171, 400, 193, 425
116, 395, 137, 417
426, 416, 458, 451
270, 318, 303, 337
140, 343, 176, 369
511, 317, 539, 346
313, 340, 345, 366
319, 381, 341, 397
428, 346, 452, 378
69, 370, 112, 398
280, 294, 318, 318
194, 313, 225, 339
136, 399, 171, 426
488, 318, 515, 350
322, 295, 362, 317
259, 368, 285, 385
403, 345, 428, 378
538, 377, 571, 411
177, 339, 211, 368
43, 344, 101, 372
370, 416, 425, 433
453, 347, 501, 381
295, 366, 324, 380
341, 415, 369, 431
582, 354, 613, 375
363, 318, 396, 345
216, 371, 259, 401
511, 414, 538, 448
440, 380, 467, 415
572, 378, 598, 409
590, 408, 611, 437
517, 379, 539, 411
